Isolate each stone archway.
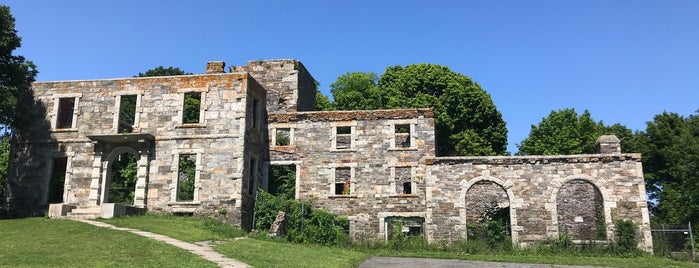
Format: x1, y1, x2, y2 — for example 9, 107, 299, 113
556, 179, 605, 240
464, 180, 511, 243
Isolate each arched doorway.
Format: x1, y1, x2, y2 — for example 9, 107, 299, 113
464, 180, 511, 244
106, 152, 138, 205
556, 179, 605, 240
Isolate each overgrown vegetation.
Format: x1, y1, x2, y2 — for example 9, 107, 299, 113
107, 153, 137, 204
254, 190, 350, 246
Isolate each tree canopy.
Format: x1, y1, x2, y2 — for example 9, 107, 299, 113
136, 66, 191, 77
328, 64, 508, 156
0, 6, 38, 130
516, 108, 637, 155
635, 111, 699, 225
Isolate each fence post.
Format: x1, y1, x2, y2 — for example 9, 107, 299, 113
689, 222, 695, 262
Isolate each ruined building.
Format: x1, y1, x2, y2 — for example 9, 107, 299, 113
2, 59, 652, 251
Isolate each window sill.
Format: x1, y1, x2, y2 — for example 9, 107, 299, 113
176, 123, 206, 129
52, 128, 78, 133
389, 194, 419, 198
330, 149, 357, 152
388, 147, 418, 151
328, 195, 358, 199
168, 201, 201, 205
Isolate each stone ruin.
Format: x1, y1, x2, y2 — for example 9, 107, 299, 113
2, 59, 652, 251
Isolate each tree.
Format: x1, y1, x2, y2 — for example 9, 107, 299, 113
516, 108, 638, 155
0, 6, 38, 130
330, 64, 508, 156
315, 90, 332, 111
636, 111, 699, 225
517, 109, 605, 155
136, 66, 191, 77
330, 72, 383, 110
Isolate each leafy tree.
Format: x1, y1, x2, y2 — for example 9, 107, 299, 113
315, 90, 332, 111
136, 66, 191, 77
330, 72, 383, 110
516, 108, 637, 155
330, 64, 508, 156
517, 109, 605, 155
636, 111, 699, 225
0, 136, 9, 205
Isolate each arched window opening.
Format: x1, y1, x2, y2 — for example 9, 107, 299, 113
556, 179, 605, 240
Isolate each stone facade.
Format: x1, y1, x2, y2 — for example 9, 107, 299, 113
3, 59, 652, 251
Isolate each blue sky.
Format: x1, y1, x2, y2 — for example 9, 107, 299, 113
4, 1, 698, 153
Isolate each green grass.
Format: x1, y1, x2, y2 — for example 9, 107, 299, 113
215, 238, 369, 268
99, 214, 246, 242
0, 217, 217, 267
3, 215, 696, 268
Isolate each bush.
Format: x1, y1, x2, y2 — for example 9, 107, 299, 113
254, 189, 350, 246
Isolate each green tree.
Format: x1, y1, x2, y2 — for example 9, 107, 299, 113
636, 111, 699, 225
315, 90, 333, 111
330, 72, 383, 110
136, 66, 191, 77
0, 136, 9, 205
330, 64, 508, 156
517, 109, 606, 155
0, 6, 38, 130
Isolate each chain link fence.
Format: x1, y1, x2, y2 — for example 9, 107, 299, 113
651, 223, 695, 261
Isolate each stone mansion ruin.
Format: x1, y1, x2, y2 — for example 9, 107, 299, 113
2, 59, 652, 251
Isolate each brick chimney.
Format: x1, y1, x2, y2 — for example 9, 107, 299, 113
595, 135, 621, 154
206, 61, 226, 74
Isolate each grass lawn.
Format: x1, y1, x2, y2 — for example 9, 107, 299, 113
0, 217, 217, 267
99, 214, 246, 242
4, 215, 695, 268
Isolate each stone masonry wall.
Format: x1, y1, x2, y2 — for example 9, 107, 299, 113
269, 109, 436, 240
424, 155, 652, 251
4, 72, 267, 227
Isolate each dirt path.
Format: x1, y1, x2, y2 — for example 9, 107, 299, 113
76, 219, 251, 268
359, 257, 609, 268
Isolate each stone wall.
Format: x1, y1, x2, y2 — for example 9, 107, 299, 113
233, 59, 316, 113
424, 155, 652, 251
269, 109, 436, 240
4, 72, 268, 228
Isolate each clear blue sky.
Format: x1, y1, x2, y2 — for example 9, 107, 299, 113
4, 1, 698, 153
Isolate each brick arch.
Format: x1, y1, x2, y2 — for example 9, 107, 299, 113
548, 175, 614, 240
457, 176, 520, 244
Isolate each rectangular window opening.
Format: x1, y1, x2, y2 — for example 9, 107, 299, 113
183, 92, 201, 124
336, 126, 352, 149
48, 157, 67, 203
395, 124, 411, 148
177, 154, 196, 202
56, 98, 75, 129
335, 167, 351, 195
118, 95, 137, 133
395, 167, 412, 195
275, 128, 291, 146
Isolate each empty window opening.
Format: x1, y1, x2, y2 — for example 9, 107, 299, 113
177, 154, 196, 202
56, 98, 75, 129
48, 157, 67, 203
275, 128, 291, 146
335, 167, 351, 195
395, 167, 412, 195
108, 153, 137, 205
269, 164, 296, 199
386, 217, 425, 239
395, 124, 411, 147
118, 95, 137, 133
248, 158, 257, 195
182, 92, 201, 124
557, 179, 605, 240
252, 99, 260, 129
336, 126, 352, 149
